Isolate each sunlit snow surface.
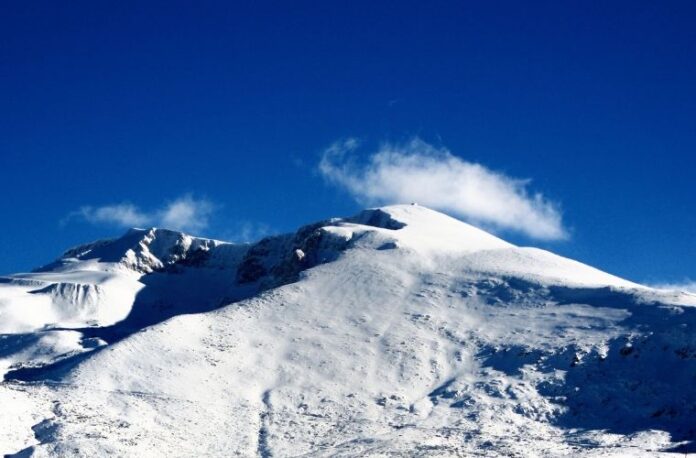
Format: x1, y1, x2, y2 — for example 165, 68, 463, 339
1, 205, 695, 457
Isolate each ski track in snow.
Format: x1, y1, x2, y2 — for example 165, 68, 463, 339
1, 205, 695, 457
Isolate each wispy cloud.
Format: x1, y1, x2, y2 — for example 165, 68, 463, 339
158, 196, 214, 233
75, 203, 151, 227
65, 195, 215, 233
649, 280, 696, 294
319, 138, 567, 240
223, 221, 273, 244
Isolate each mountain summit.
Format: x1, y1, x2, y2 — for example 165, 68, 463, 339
1, 205, 694, 456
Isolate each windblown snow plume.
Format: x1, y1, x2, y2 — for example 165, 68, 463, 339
651, 280, 696, 293
319, 138, 566, 240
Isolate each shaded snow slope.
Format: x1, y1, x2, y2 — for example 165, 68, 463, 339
1, 204, 695, 457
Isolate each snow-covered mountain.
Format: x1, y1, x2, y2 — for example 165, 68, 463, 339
1, 205, 695, 457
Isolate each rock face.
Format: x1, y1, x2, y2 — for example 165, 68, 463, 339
0, 205, 695, 457
236, 222, 353, 288
49, 227, 229, 274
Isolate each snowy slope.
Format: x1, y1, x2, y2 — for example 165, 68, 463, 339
1, 205, 695, 457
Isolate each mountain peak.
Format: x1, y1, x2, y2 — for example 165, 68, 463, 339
2, 205, 696, 456
350, 204, 514, 254
44, 226, 229, 274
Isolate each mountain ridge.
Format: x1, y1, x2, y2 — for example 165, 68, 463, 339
1, 204, 695, 457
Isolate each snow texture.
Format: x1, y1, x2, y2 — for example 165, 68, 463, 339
1, 205, 695, 457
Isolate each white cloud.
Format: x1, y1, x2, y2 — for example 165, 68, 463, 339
319, 138, 567, 240
69, 195, 215, 233
225, 221, 273, 244
158, 195, 214, 233
77, 203, 151, 227
650, 280, 696, 293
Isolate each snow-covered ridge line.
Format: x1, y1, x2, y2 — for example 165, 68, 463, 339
39, 227, 236, 274
2, 204, 692, 338
1, 204, 695, 456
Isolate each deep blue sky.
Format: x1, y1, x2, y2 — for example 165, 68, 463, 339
1, 1, 694, 284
